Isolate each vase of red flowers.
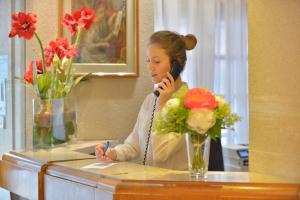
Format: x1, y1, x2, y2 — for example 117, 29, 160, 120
9, 7, 95, 149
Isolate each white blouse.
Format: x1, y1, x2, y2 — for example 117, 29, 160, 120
114, 93, 188, 170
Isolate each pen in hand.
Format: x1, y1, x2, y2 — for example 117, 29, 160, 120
102, 141, 110, 157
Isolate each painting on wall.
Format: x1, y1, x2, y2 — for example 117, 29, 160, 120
58, 0, 139, 77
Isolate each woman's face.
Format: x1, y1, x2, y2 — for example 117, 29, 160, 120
146, 44, 171, 84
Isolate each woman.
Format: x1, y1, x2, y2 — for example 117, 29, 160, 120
95, 30, 197, 170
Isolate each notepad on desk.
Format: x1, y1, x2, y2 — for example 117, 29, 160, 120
82, 162, 117, 169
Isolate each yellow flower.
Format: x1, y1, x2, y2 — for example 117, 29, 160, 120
215, 95, 226, 107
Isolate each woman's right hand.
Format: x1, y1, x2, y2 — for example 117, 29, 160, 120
95, 144, 117, 161
157, 72, 176, 110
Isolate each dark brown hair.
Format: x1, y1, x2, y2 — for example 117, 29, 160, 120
149, 30, 197, 67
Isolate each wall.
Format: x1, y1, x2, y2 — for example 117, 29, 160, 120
25, 0, 153, 147
248, 0, 300, 182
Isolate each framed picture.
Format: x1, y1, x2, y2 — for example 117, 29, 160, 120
58, 0, 139, 77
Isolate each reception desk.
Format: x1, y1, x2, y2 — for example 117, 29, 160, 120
0, 143, 299, 200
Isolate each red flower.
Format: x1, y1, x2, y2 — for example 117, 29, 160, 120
44, 38, 77, 66
24, 60, 43, 84
78, 6, 95, 30
62, 13, 80, 36
184, 88, 218, 110
63, 6, 94, 36
9, 12, 37, 40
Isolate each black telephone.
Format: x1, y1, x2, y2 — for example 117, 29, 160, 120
153, 60, 182, 97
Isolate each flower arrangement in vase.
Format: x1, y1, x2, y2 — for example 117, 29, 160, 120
9, 7, 95, 149
154, 85, 240, 179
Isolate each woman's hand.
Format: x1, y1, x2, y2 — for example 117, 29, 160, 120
95, 143, 117, 161
157, 72, 175, 110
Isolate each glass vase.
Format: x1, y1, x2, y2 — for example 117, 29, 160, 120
32, 97, 77, 150
185, 133, 211, 180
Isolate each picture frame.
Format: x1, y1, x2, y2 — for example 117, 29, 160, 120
58, 0, 139, 77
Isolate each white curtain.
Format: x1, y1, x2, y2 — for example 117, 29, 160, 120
154, 0, 248, 145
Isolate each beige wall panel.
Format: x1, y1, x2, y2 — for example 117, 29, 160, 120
249, 0, 300, 182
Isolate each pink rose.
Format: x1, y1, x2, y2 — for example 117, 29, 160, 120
184, 88, 218, 110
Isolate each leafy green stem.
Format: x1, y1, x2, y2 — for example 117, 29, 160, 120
65, 28, 82, 85
34, 33, 46, 72
190, 134, 207, 172
49, 60, 58, 98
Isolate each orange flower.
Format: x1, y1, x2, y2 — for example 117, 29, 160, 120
184, 88, 218, 110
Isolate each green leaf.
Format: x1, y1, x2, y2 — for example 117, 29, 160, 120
63, 73, 90, 96
206, 119, 222, 141
74, 73, 90, 86
172, 84, 188, 100
153, 86, 187, 134
52, 54, 61, 69
63, 79, 73, 96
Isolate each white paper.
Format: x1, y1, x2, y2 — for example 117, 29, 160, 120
81, 162, 116, 169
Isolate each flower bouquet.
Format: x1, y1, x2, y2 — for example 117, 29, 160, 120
9, 7, 95, 149
153, 85, 240, 178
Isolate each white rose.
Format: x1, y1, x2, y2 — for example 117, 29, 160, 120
186, 109, 216, 134
161, 98, 180, 121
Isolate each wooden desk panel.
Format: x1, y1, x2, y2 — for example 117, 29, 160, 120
0, 153, 45, 200
0, 147, 95, 200
46, 159, 300, 200
44, 174, 114, 200
44, 175, 96, 200
113, 181, 300, 200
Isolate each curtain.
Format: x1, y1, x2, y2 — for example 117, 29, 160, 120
154, 0, 248, 145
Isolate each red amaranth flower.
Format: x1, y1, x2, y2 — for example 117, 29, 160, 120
62, 12, 80, 36
9, 12, 37, 40
184, 88, 218, 110
44, 38, 77, 66
24, 60, 43, 84
78, 6, 95, 30
63, 6, 95, 36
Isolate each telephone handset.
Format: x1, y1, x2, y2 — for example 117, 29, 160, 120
153, 60, 182, 97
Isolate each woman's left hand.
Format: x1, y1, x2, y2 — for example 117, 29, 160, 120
157, 72, 175, 110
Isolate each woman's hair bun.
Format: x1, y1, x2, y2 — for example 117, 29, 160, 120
182, 34, 197, 50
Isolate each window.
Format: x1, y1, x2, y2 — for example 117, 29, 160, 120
154, 0, 249, 145
213, 0, 248, 145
